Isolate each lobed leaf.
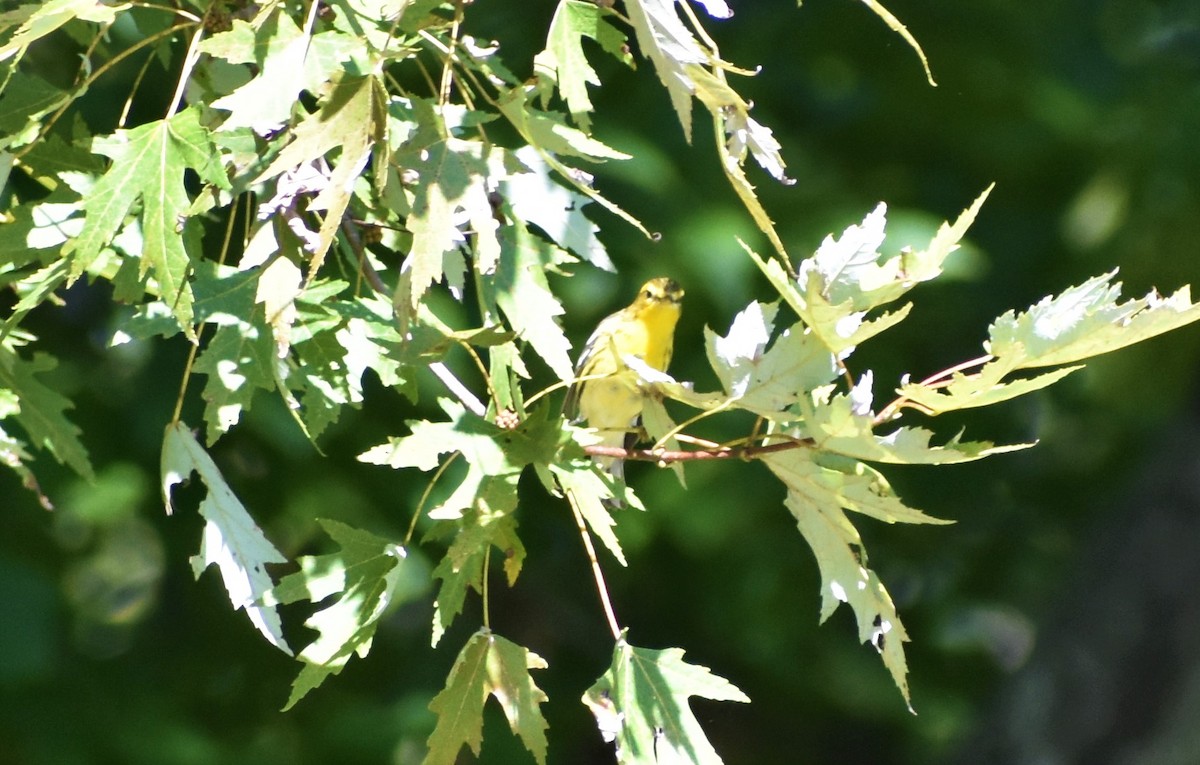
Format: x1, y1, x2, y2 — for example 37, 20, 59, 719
161, 422, 292, 655
426, 629, 550, 765
583, 635, 749, 764
69, 107, 230, 334
761, 449, 921, 707
266, 519, 417, 710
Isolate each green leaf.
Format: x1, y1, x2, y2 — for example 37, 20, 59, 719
640, 396, 685, 486
761, 448, 929, 708
192, 320, 277, 443
988, 270, 1200, 369
0, 342, 92, 479
497, 88, 631, 162
553, 459, 629, 566
0, 0, 122, 65
358, 399, 522, 476
429, 477, 525, 645
803, 378, 1030, 464
895, 359, 1082, 414
160, 421, 292, 655
254, 72, 385, 275
70, 107, 231, 333
398, 134, 501, 306
203, 16, 357, 134
705, 301, 839, 418
426, 629, 550, 765
494, 219, 575, 382
623, 0, 707, 142
582, 635, 749, 764
266, 519, 416, 710
534, 0, 632, 131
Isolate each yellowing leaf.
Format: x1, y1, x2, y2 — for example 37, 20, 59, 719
426, 629, 550, 765
858, 0, 937, 86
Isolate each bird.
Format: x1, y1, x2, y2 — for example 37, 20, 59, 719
564, 277, 684, 480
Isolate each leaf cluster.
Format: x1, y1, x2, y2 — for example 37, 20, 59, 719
4, 1, 1200, 763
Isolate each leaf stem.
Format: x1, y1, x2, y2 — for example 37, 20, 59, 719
482, 545, 491, 630
406, 453, 460, 546
649, 396, 732, 451
874, 353, 993, 423
164, 17, 209, 118
568, 490, 621, 639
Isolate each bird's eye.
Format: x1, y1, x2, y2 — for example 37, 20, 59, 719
642, 289, 653, 300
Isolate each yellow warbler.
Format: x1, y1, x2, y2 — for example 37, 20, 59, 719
565, 277, 684, 478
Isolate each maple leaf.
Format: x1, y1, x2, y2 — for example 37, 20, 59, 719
426, 629, 550, 765
0, 342, 92, 480
161, 421, 292, 655
266, 519, 419, 710
69, 107, 230, 334
583, 635, 749, 764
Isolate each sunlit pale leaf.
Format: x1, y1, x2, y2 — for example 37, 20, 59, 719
161, 421, 292, 655
266, 519, 417, 710
255, 73, 385, 275
498, 88, 631, 162
804, 387, 1028, 464
623, 0, 707, 141
503, 146, 614, 271
400, 134, 499, 306
705, 302, 838, 418
896, 360, 1082, 414
0, 0, 121, 64
203, 16, 356, 134
989, 271, 1200, 369
761, 449, 921, 707
494, 219, 575, 382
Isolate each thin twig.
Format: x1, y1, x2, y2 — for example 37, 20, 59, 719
584, 435, 814, 464
568, 491, 621, 639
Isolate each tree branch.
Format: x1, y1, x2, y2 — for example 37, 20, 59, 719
584, 437, 814, 464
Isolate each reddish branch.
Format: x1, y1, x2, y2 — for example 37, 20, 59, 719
583, 437, 815, 463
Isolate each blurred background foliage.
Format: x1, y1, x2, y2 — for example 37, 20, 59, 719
4, 0, 1200, 763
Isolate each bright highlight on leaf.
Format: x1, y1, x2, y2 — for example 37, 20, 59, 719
583, 635, 749, 764
160, 421, 292, 655
264, 519, 418, 710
